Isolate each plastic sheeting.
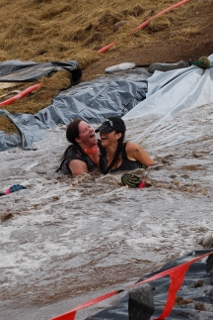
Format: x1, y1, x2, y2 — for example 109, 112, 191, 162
1, 53, 213, 152
0, 69, 148, 151
85, 250, 213, 320
123, 54, 213, 146
0, 60, 82, 84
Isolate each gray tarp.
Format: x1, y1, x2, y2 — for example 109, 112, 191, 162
0, 60, 82, 84
1, 54, 213, 152
123, 54, 213, 146
85, 250, 213, 320
0, 68, 149, 151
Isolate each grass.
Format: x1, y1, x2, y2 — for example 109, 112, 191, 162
0, 0, 212, 133
0, 0, 194, 64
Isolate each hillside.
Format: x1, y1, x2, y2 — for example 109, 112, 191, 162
0, 0, 213, 133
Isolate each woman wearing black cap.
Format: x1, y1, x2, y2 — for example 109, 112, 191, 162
95, 117, 154, 175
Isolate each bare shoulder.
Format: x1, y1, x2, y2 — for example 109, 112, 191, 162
125, 141, 154, 166
125, 141, 143, 153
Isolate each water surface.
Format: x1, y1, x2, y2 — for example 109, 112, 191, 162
0, 106, 213, 319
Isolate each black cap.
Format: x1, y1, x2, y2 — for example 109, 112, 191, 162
95, 117, 126, 134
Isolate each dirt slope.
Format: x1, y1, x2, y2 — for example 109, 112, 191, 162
0, 0, 213, 132
83, 1, 213, 80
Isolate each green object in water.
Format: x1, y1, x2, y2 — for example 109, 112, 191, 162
190, 56, 210, 69
121, 173, 142, 188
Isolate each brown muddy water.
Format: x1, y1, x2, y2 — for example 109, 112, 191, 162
0, 104, 213, 319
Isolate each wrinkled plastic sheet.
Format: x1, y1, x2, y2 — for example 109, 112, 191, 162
0, 60, 82, 84
0, 68, 149, 151
1, 53, 213, 152
85, 250, 213, 320
123, 54, 213, 146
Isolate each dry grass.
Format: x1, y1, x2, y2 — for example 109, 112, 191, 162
0, 0, 199, 64
0, 70, 72, 132
0, 0, 212, 133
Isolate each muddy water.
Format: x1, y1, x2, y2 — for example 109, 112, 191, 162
0, 106, 213, 320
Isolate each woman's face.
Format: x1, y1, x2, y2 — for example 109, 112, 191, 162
76, 121, 97, 146
100, 130, 122, 147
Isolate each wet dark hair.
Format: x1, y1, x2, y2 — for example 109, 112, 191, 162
56, 118, 83, 172
100, 117, 126, 174
66, 118, 82, 145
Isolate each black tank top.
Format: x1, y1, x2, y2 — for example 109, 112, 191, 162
58, 140, 102, 175
100, 142, 144, 174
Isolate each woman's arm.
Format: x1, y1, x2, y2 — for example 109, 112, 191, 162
125, 142, 154, 167
69, 159, 88, 175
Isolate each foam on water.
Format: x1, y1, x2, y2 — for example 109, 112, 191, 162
0, 105, 213, 319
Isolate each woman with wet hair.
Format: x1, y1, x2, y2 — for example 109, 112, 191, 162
57, 118, 102, 175
95, 117, 154, 174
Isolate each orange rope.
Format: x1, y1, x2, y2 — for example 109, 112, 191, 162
0, 83, 42, 107
98, 0, 191, 53
50, 251, 213, 320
